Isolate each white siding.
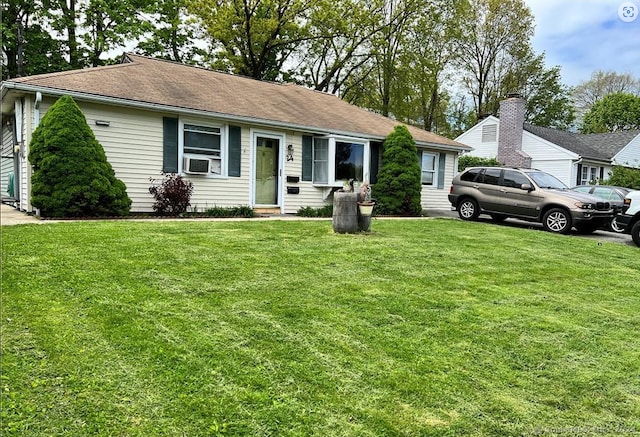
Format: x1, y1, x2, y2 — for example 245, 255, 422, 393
613, 133, 640, 168
281, 133, 331, 214
420, 150, 457, 210
455, 117, 498, 158
1, 122, 14, 198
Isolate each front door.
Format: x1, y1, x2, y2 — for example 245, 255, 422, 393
254, 135, 281, 206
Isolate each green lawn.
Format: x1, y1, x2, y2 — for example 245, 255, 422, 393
1, 219, 639, 436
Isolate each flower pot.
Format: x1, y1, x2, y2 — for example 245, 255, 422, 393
357, 202, 375, 232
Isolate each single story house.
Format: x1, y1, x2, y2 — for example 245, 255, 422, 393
1, 53, 471, 214
456, 94, 640, 187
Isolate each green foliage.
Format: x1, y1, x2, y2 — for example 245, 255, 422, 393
189, 0, 310, 80
28, 95, 131, 217
371, 125, 422, 215
580, 93, 640, 133
202, 205, 256, 218
296, 205, 333, 217
603, 166, 640, 189
148, 172, 194, 215
455, 0, 535, 119
572, 70, 640, 116
458, 155, 502, 171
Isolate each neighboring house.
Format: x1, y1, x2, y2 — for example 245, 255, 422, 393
0, 53, 471, 214
456, 94, 640, 187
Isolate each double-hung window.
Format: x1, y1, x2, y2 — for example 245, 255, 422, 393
182, 122, 223, 175
312, 136, 369, 185
313, 138, 329, 184
421, 152, 438, 186
580, 166, 598, 185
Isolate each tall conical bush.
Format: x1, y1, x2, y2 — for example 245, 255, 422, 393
371, 125, 422, 216
28, 95, 131, 217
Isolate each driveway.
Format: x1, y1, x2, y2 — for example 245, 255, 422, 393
473, 215, 635, 247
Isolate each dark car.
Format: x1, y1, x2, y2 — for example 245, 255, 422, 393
570, 185, 632, 232
449, 167, 614, 234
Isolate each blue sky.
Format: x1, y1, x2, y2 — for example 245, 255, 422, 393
525, 0, 640, 86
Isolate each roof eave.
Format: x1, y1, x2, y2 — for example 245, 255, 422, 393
1, 82, 471, 151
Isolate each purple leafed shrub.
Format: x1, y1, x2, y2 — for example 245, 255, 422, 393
149, 172, 194, 215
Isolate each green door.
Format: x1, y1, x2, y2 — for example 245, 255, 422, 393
255, 136, 280, 205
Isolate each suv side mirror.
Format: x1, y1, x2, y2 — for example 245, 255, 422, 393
521, 184, 533, 191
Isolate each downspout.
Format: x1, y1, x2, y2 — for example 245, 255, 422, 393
34, 91, 42, 127
29, 92, 42, 214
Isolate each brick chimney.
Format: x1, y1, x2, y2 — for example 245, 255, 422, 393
498, 93, 532, 168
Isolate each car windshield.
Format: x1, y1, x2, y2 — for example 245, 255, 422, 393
527, 171, 567, 190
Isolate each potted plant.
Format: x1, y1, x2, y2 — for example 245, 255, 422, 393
357, 181, 375, 231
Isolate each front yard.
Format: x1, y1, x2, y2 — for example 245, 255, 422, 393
1, 219, 639, 436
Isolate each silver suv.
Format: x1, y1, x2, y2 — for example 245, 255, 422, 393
448, 167, 614, 234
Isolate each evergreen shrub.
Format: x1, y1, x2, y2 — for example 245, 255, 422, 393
371, 125, 422, 216
28, 95, 131, 217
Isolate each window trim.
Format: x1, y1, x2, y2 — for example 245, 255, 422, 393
178, 118, 228, 177
580, 165, 599, 185
421, 151, 439, 186
312, 135, 370, 186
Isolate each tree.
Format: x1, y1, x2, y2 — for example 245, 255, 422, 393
580, 93, 640, 133
604, 166, 640, 190
573, 70, 640, 117
190, 0, 312, 80
135, 0, 207, 64
499, 52, 575, 129
81, 0, 150, 67
371, 125, 422, 216
454, 0, 534, 120
1, 0, 67, 79
28, 95, 131, 217
295, 0, 380, 94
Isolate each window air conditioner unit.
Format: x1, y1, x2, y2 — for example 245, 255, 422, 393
183, 156, 211, 174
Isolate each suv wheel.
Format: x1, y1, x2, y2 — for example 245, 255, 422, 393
542, 208, 572, 234
610, 216, 625, 233
631, 222, 640, 247
458, 198, 479, 220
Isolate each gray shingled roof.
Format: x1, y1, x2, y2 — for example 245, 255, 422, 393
524, 123, 640, 162
3, 53, 469, 150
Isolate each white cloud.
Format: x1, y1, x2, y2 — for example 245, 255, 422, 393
524, 0, 640, 86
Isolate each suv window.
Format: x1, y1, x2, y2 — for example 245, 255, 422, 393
479, 168, 501, 185
502, 170, 530, 188
460, 168, 482, 182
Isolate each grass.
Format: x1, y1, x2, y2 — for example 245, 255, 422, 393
1, 218, 639, 436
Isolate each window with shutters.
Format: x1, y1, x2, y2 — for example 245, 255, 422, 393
311, 136, 370, 185
180, 120, 226, 176
421, 152, 438, 185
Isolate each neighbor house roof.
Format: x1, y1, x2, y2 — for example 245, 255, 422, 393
524, 123, 640, 162
1, 53, 470, 151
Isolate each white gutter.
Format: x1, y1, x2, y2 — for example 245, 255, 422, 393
2, 81, 471, 152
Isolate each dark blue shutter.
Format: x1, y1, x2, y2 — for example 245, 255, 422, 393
163, 117, 178, 173
370, 141, 381, 184
302, 135, 313, 181
599, 167, 604, 181
576, 163, 582, 185
437, 153, 446, 189
228, 125, 241, 177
